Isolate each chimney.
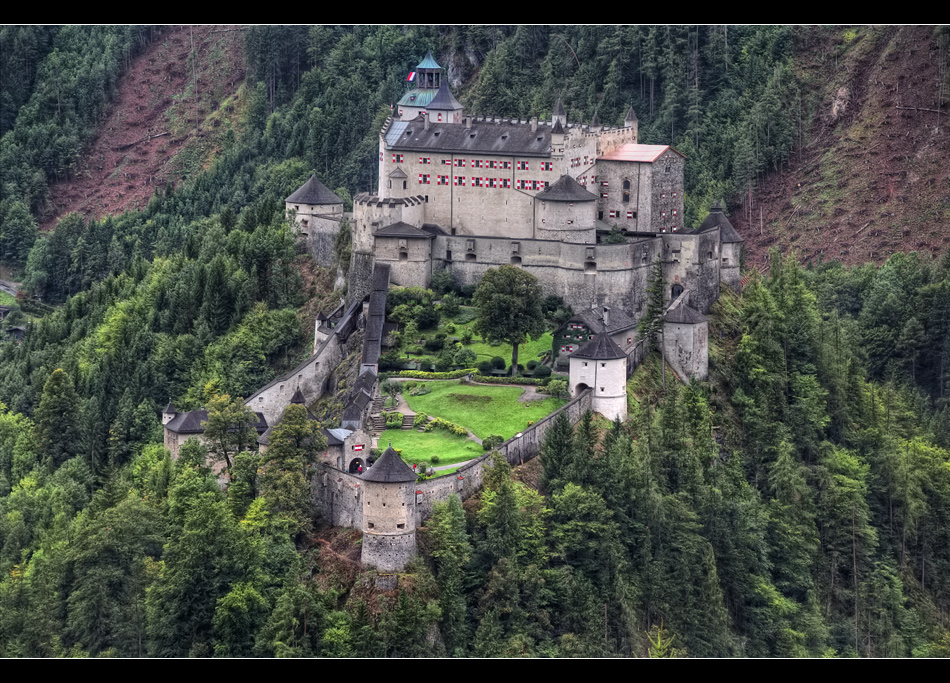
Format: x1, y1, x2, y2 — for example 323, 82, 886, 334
424, 112, 429, 131
531, 116, 538, 132
602, 306, 610, 328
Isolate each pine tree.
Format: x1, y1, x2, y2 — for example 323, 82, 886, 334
33, 368, 81, 470
638, 258, 665, 351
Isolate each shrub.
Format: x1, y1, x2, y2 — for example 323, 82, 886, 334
430, 455, 441, 464
526, 360, 538, 371
534, 364, 553, 378
483, 434, 504, 450
546, 379, 569, 399
384, 412, 403, 428
424, 338, 444, 352
490, 356, 506, 370
460, 330, 473, 344
413, 412, 429, 428
477, 360, 493, 374
440, 292, 461, 318
391, 368, 477, 380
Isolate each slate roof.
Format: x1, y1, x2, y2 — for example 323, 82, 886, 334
373, 222, 436, 239
290, 387, 306, 405
362, 444, 417, 483
665, 297, 707, 324
537, 175, 598, 203
554, 98, 566, 118
286, 172, 344, 206
571, 328, 627, 360
163, 402, 177, 414
568, 306, 636, 335
624, 105, 639, 123
427, 79, 463, 111
598, 144, 684, 163
384, 119, 552, 157
389, 167, 408, 179
697, 202, 743, 243
165, 409, 268, 435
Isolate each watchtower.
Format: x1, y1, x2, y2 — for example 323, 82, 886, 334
360, 444, 418, 572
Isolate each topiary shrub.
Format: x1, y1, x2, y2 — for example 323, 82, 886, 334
534, 364, 553, 378
477, 360, 493, 374
491, 356, 506, 370
526, 360, 538, 371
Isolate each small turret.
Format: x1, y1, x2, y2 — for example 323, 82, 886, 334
360, 443, 418, 572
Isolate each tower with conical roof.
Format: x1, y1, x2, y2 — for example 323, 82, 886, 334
395, 50, 461, 122
568, 326, 628, 421
360, 443, 419, 571
285, 171, 345, 266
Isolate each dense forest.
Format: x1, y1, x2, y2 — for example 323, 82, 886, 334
0, 25, 948, 657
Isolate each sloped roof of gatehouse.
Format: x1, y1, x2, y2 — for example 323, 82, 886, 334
285, 172, 344, 206
665, 297, 707, 324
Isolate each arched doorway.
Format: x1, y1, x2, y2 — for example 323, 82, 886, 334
348, 458, 366, 474
671, 284, 684, 300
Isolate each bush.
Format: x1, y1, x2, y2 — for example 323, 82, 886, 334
546, 379, 569, 399
384, 412, 403, 428
483, 434, 504, 450
490, 356, 506, 370
460, 330, 473, 344
391, 368, 477, 380
440, 292, 461, 318
409, 385, 430, 396
533, 364, 553, 378
430, 269, 456, 296
413, 412, 429, 428
526, 360, 538, 371
477, 360, 493, 374
430, 454, 441, 464
424, 338, 444, 352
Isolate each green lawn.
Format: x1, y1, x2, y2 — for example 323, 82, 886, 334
401, 380, 565, 440
379, 427, 485, 469
449, 310, 552, 365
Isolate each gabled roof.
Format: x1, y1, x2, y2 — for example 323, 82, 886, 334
598, 144, 684, 163
285, 172, 344, 206
572, 328, 627, 360
554, 98, 566, 117
568, 306, 636, 335
362, 444, 417, 483
290, 387, 306, 405
389, 167, 408, 179
165, 409, 268, 435
373, 222, 436, 239
537, 175, 598, 203
697, 202, 743, 243
384, 119, 552, 157
427, 79, 462, 112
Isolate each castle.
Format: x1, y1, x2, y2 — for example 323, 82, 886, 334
166, 50, 742, 574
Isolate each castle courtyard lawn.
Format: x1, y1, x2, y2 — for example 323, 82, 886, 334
402, 380, 565, 440
379, 427, 485, 469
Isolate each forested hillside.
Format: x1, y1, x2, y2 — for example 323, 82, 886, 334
0, 25, 948, 658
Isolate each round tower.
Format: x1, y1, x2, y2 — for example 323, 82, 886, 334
360, 444, 418, 572
569, 327, 627, 422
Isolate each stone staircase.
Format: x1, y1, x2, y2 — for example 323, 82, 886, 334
401, 414, 415, 430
